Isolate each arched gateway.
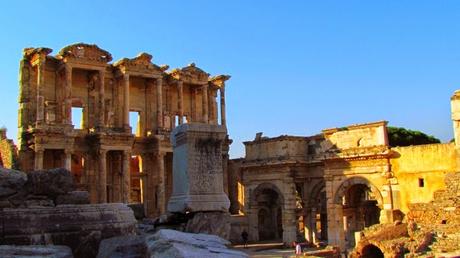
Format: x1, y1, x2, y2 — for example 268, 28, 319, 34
329, 177, 384, 248
252, 183, 284, 241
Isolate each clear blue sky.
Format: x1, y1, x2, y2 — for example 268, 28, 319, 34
1, 1, 460, 157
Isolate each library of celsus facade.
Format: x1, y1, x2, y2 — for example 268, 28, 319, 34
17, 43, 230, 217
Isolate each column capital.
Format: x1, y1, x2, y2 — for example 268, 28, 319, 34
156, 77, 163, 85
64, 63, 72, 72
99, 149, 107, 156
155, 151, 166, 159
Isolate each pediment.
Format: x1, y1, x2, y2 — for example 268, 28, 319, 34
170, 63, 210, 84
57, 43, 112, 63
209, 74, 231, 88
113, 52, 168, 75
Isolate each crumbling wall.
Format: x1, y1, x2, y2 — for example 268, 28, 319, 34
391, 143, 457, 213
351, 172, 460, 257
0, 128, 19, 169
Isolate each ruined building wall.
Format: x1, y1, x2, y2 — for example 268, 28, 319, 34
390, 143, 457, 213
228, 104, 460, 248
17, 43, 230, 218
0, 129, 19, 169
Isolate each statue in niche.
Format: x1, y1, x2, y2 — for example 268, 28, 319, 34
88, 72, 99, 92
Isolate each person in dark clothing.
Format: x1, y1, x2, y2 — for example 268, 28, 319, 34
241, 229, 249, 248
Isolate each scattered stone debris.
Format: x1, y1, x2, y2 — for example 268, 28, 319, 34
350, 172, 460, 257
97, 229, 248, 258
0, 167, 83, 208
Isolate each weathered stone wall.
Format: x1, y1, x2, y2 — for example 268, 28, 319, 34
244, 136, 309, 161
228, 158, 243, 214
323, 121, 388, 149
0, 128, 18, 169
391, 143, 457, 213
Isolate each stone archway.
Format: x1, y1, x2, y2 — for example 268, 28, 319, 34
331, 177, 384, 249
252, 183, 284, 241
304, 182, 328, 244
361, 244, 384, 258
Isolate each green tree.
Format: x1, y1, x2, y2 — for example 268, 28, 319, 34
387, 126, 441, 147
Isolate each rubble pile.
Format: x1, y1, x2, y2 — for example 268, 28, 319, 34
351, 172, 460, 257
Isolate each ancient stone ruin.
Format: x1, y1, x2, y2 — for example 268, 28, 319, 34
167, 123, 231, 239
17, 43, 230, 218
4, 42, 460, 257
350, 172, 460, 257
0, 167, 137, 258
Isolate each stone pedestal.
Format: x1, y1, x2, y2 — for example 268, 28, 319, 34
167, 123, 230, 213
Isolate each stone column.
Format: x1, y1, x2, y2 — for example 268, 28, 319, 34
211, 90, 218, 125
177, 81, 184, 124
34, 148, 44, 170
327, 203, 346, 250
156, 152, 166, 214
156, 78, 163, 128
36, 59, 46, 124
220, 85, 226, 127
140, 153, 153, 216
304, 208, 313, 243
123, 74, 130, 129
145, 80, 154, 134
99, 149, 107, 203
122, 150, 131, 203
282, 209, 297, 244
98, 69, 105, 127
64, 149, 72, 171
191, 88, 196, 122
64, 65, 72, 125
202, 84, 209, 123
310, 208, 318, 244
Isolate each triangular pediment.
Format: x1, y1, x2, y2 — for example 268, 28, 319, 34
113, 53, 168, 76
170, 63, 210, 84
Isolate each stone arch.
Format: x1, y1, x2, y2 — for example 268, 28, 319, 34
305, 181, 328, 242
361, 244, 384, 258
331, 176, 384, 249
251, 182, 284, 241
308, 181, 326, 207
333, 176, 383, 208
252, 182, 284, 206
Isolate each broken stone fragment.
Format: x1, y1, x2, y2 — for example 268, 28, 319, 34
0, 203, 137, 258
25, 168, 76, 198
0, 245, 73, 258
97, 229, 248, 258
185, 211, 231, 239
0, 167, 27, 198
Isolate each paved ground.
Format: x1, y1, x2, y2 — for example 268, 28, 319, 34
233, 242, 300, 258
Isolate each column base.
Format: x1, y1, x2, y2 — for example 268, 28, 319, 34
167, 193, 230, 213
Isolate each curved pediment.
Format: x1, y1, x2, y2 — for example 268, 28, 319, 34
57, 43, 112, 63
170, 63, 210, 84
113, 52, 168, 76
209, 74, 231, 88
